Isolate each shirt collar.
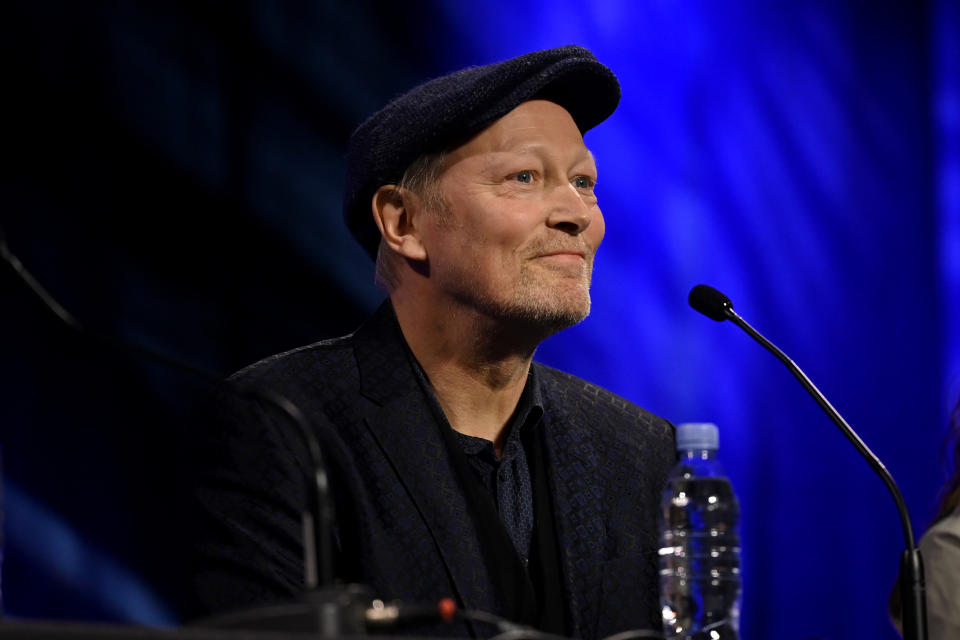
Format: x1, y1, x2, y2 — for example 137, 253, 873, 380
403, 343, 544, 452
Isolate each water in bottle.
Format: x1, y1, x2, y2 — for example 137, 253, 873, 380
659, 422, 741, 639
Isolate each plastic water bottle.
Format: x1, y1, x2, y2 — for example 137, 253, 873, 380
659, 423, 741, 639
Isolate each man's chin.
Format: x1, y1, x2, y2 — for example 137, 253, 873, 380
460, 280, 593, 338
504, 297, 591, 337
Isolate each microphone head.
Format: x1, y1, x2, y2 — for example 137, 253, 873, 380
689, 284, 734, 321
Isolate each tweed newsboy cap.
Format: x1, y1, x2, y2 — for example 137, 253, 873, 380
342, 45, 621, 258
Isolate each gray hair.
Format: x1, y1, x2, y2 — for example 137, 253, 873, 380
374, 151, 448, 292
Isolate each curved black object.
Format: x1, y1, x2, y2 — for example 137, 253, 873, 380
1, 228, 335, 591
688, 284, 928, 640
688, 284, 733, 322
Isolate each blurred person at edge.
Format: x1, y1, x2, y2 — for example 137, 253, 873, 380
188, 46, 675, 639
890, 395, 960, 639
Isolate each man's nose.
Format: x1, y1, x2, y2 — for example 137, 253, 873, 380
545, 184, 595, 234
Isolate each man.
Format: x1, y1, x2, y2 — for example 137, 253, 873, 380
191, 46, 675, 638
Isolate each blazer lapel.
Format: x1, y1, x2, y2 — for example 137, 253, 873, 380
537, 369, 608, 639
352, 302, 498, 615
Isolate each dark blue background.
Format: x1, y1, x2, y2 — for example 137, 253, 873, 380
1, 2, 958, 639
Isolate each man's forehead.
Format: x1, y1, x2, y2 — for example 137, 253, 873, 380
447, 100, 594, 164
460, 144, 598, 172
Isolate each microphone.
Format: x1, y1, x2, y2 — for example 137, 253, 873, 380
688, 283, 733, 321
688, 284, 928, 640
1, 228, 341, 625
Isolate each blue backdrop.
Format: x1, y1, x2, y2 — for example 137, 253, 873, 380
1, 2, 957, 639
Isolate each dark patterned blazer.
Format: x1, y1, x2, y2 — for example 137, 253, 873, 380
189, 301, 675, 639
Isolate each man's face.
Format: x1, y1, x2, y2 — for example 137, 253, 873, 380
418, 99, 605, 334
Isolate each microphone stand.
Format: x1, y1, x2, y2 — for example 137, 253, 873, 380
2, 228, 372, 635
693, 286, 927, 640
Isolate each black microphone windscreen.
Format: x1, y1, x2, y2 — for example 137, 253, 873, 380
689, 284, 733, 321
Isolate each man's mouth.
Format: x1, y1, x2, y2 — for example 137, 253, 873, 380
532, 251, 591, 276
534, 246, 588, 260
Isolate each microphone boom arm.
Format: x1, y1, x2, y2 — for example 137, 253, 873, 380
2, 228, 335, 590
692, 286, 928, 640
723, 306, 915, 549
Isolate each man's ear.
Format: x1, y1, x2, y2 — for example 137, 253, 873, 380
371, 185, 428, 261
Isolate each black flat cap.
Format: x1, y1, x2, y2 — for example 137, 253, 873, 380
343, 45, 621, 259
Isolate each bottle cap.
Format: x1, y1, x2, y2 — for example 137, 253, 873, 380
676, 422, 719, 451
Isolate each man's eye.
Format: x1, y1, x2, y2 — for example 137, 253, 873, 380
573, 176, 595, 189
514, 171, 534, 184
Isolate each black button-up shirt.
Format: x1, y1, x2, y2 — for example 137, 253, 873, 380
409, 356, 565, 633
453, 378, 543, 565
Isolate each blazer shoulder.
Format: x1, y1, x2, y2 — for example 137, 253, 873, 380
228, 334, 357, 387
534, 361, 675, 444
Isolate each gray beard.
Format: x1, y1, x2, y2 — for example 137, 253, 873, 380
459, 271, 594, 343
436, 247, 597, 344
492, 294, 591, 337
